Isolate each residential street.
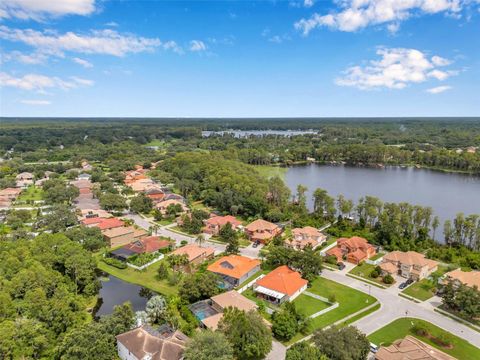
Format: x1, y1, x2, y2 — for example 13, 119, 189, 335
322, 270, 480, 348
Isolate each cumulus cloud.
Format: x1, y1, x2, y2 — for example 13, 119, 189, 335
0, 72, 94, 92
295, 0, 465, 34
335, 48, 456, 90
189, 40, 207, 52
304, 0, 315, 8
426, 85, 452, 93
0, 0, 96, 20
0, 26, 166, 57
20, 99, 51, 105
72, 57, 93, 68
1, 51, 48, 65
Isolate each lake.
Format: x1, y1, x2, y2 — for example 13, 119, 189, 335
95, 275, 153, 317
285, 164, 480, 240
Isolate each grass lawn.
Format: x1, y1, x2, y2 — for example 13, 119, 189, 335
254, 165, 287, 179
368, 317, 480, 359
288, 276, 377, 343
402, 280, 436, 301
294, 294, 331, 317
16, 186, 44, 202
208, 236, 251, 248
96, 257, 178, 297
369, 252, 385, 261
349, 263, 392, 287
402, 265, 451, 301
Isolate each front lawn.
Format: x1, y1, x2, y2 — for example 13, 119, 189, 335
368, 317, 480, 360
293, 294, 331, 317
16, 186, 44, 202
288, 276, 377, 343
349, 263, 392, 287
402, 280, 436, 301
97, 256, 178, 297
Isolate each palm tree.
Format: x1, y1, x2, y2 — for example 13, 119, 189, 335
196, 234, 205, 248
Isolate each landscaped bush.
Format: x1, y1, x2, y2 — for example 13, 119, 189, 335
328, 294, 336, 303
102, 257, 127, 269
370, 270, 380, 278
382, 274, 394, 284
128, 252, 162, 267
411, 323, 429, 337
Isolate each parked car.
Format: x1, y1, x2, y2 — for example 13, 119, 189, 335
370, 343, 379, 353
399, 282, 407, 289
337, 262, 346, 270
406, 278, 414, 285
252, 241, 260, 248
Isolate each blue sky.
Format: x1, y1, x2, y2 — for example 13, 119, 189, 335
0, 0, 479, 117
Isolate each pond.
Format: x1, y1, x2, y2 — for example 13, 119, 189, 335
285, 164, 480, 241
202, 129, 317, 137
94, 275, 154, 317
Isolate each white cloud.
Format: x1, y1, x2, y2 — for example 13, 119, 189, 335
1, 51, 48, 65
304, 0, 315, 8
426, 85, 452, 93
0, 26, 165, 57
0, 0, 96, 20
104, 21, 118, 27
189, 40, 207, 52
72, 57, 93, 68
295, 0, 465, 34
335, 48, 456, 90
20, 99, 51, 105
0, 72, 93, 92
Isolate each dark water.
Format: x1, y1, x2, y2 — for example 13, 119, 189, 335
95, 275, 153, 316
285, 164, 480, 239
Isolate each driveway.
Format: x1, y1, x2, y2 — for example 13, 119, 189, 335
266, 340, 286, 360
321, 270, 480, 348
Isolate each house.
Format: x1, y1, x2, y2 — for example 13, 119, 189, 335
116, 325, 189, 360
442, 269, 480, 290
244, 219, 281, 243
124, 169, 147, 185
77, 173, 91, 181
82, 217, 125, 230
0, 188, 22, 200
129, 178, 156, 192
191, 290, 258, 331
207, 255, 261, 288
15, 172, 34, 188
170, 243, 215, 265
81, 160, 93, 171
203, 215, 242, 235
102, 226, 147, 248
326, 236, 376, 264
286, 226, 326, 250
110, 236, 171, 261
375, 335, 456, 360
380, 251, 439, 281
79, 209, 112, 220
155, 199, 188, 215
253, 265, 308, 304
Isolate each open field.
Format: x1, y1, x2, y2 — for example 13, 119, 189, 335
368, 317, 480, 359
254, 165, 287, 179
96, 257, 178, 297
16, 186, 44, 202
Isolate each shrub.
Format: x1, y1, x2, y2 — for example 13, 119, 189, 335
383, 274, 394, 284
370, 270, 380, 278
180, 240, 188, 246
102, 257, 127, 269
411, 323, 429, 337
328, 294, 336, 303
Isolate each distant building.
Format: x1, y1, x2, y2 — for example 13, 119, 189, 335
110, 236, 171, 261
244, 219, 281, 243
15, 172, 34, 188
286, 226, 326, 250
155, 199, 188, 215
82, 217, 125, 231
375, 335, 456, 360
102, 226, 147, 248
380, 251, 438, 281
253, 265, 308, 304
326, 236, 376, 264
116, 325, 189, 360
207, 255, 261, 288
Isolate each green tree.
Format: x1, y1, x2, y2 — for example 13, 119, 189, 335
130, 193, 153, 214
218, 307, 272, 360
99, 193, 127, 212
184, 331, 234, 360
179, 272, 220, 303
220, 222, 240, 254
145, 295, 167, 324
313, 326, 370, 360
271, 308, 298, 341
286, 342, 327, 360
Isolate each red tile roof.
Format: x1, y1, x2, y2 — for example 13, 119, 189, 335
255, 266, 308, 296
123, 236, 171, 254
90, 217, 125, 230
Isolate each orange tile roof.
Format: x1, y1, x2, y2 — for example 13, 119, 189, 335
445, 269, 480, 289
171, 244, 215, 262
255, 265, 308, 296
348, 249, 368, 262
81, 217, 107, 225
338, 236, 370, 249
205, 215, 241, 228
207, 255, 260, 280
245, 219, 279, 232
92, 217, 125, 230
